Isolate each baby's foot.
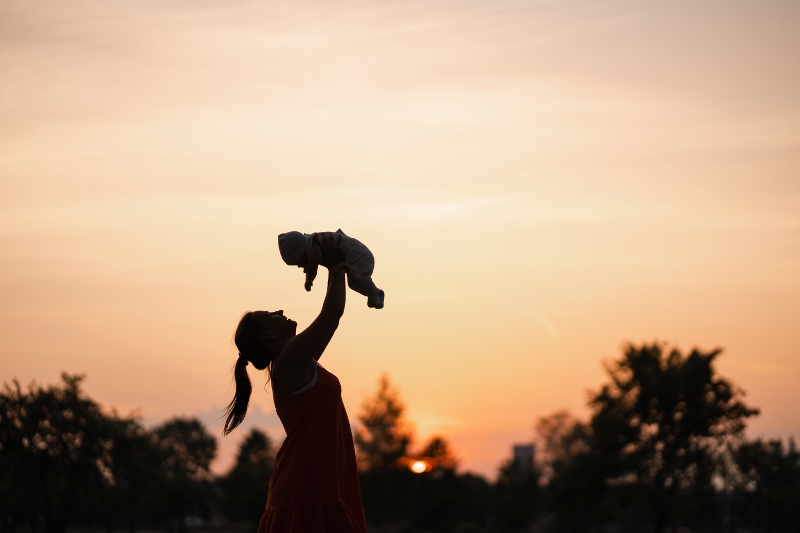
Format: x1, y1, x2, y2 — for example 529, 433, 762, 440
368, 290, 385, 309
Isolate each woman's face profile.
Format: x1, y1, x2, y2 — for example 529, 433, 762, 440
256, 310, 297, 342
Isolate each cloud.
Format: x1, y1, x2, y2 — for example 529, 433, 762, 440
524, 304, 561, 338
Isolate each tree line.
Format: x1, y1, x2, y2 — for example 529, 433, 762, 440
2, 342, 799, 533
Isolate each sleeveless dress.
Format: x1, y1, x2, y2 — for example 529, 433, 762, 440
258, 364, 367, 533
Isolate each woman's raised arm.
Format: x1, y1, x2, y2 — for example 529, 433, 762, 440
274, 267, 347, 377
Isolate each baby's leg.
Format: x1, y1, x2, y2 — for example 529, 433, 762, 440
347, 275, 384, 309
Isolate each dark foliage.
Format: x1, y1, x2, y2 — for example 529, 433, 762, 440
493, 458, 541, 530
100, 417, 163, 533
729, 437, 800, 530
355, 377, 493, 532
148, 418, 217, 532
536, 342, 761, 532
353, 374, 413, 472
0, 374, 116, 533
3, 347, 796, 533
0, 375, 216, 533
359, 468, 493, 532
216, 428, 275, 529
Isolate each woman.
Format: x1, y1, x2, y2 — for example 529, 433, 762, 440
223, 265, 367, 532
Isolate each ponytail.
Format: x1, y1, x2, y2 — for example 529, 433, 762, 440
224, 311, 274, 436
223, 355, 252, 435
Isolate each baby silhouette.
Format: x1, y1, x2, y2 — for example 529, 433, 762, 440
278, 229, 384, 309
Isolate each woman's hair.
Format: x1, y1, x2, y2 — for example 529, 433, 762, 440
223, 311, 272, 435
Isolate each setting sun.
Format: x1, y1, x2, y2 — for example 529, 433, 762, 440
410, 460, 432, 474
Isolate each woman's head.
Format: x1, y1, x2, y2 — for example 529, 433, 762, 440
223, 310, 297, 435
236, 310, 297, 368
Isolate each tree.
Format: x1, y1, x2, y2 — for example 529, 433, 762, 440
354, 374, 413, 472
354, 375, 415, 528
535, 410, 591, 484
417, 435, 458, 473
589, 342, 759, 532
405, 435, 492, 531
534, 411, 603, 532
216, 429, 276, 528
0, 374, 116, 533
150, 417, 217, 532
731, 437, 800, 530
494, 454, 542, 531
103, 416, 163, 533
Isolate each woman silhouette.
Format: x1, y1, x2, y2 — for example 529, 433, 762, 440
224, 264, 367, 532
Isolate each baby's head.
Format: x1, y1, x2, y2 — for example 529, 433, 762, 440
278, 231, 307, 266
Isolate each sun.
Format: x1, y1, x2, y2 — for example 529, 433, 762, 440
410, 460, 431, 474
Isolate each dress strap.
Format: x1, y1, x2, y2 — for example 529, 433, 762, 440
288, 361, 319, 396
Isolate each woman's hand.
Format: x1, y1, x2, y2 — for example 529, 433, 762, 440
330, 263, 360, 279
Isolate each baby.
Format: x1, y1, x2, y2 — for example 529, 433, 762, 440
278, 229, 385, 309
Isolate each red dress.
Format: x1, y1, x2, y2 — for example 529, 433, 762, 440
258, 365, 367, 533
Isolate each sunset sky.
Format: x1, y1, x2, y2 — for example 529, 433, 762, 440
2, 0, 799, 478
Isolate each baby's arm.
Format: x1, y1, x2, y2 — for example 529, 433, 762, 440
303, 242, 323, 291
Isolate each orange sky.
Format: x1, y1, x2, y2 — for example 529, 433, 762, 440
2, 0, 799, 478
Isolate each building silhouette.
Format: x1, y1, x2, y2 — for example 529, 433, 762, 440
512, 443, 535, 472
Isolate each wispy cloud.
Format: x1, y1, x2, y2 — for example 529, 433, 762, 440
524, 304, 561, 338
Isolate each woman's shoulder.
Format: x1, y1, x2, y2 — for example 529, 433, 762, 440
272, 356, 318, 397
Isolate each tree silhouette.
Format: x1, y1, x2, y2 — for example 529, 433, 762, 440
589, 342, 759, 532
731, 437, 800, 530
354, 375, 415, 528
417, 435, 458, 473
103, 416, 162, 533
150, 417, 217, 532
2, 351, 778, 532
535, 410, 591, 485
534, 411, 601, 532
354, 374, 412, 472
494, 454, 542, 530
0, 374, 116, 533
216, 428, 276, 528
